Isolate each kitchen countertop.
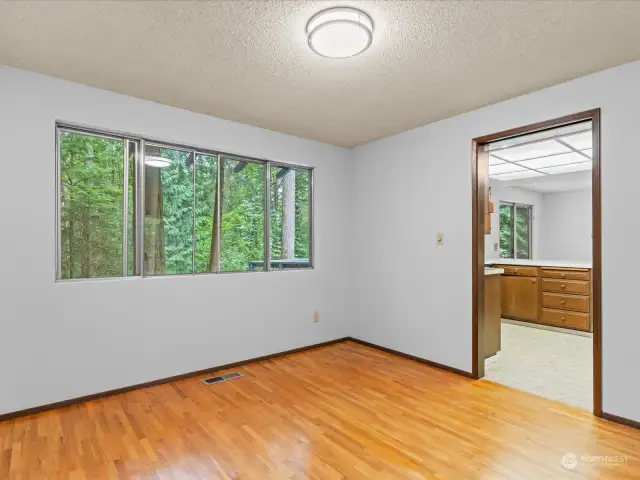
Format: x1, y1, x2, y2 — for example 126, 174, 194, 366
484, 267, 505, 276
486, 259, 592, 269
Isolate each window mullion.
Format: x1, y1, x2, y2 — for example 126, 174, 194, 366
265, 161, 271, 272
513, 204, 517, 259
122, 140, 129, 276
216, 154, 221, 273
55, 128, 62, 280
138, 140, 146, 277
192, 150, 196, 275
309, 168, 314, 269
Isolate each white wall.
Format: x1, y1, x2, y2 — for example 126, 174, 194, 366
3, 61, 640, 424
539, 188, 592, 262
351, 60, 640, 422
0, 66, 352, 415
485, 183, 543, 260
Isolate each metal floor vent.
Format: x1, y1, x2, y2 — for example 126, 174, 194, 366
201, 372, 243, 386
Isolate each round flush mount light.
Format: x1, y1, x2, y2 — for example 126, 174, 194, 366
306, 7, 373, 59
145, 156, 172, 168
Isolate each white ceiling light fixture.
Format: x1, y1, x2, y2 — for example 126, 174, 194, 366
145, 155, 172, 168
306, 7, 373, 59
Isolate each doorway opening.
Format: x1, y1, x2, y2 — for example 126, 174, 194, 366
472, 110, 601, 415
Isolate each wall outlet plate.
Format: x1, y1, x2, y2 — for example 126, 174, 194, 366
313, 311, 320, 323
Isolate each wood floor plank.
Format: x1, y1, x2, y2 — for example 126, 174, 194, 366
0, 341, 639, 479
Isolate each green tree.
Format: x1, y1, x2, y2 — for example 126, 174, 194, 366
61, 132, 311, 278
59, 133, 124, 279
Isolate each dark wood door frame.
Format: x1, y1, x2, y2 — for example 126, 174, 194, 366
471, 109, 602, 417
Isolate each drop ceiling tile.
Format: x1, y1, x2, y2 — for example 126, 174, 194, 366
492, 170, 545, 180
561, 131, 592, 150
489, 163, 526, 175
517, 152, 590, 169
538, 162, 592, 175
493, 140, 571, 161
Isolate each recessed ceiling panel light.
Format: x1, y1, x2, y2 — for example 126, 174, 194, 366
561, 131, 592, 150
307, 7, 373, 59
494, 140, 570, 161
489, 163, 526, 175
492, 171, 545, 181
538, 162, 592, 175
517, 152, 588, 169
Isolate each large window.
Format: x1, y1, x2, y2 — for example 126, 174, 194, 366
499, 202, 532, 259
269, 166, 311, 270
143, 145, 194, 276
220, 157, 266, 273
59, 130, 128, 280
56, 126, 313, 280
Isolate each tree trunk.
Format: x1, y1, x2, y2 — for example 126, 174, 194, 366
67, 218, 74, 279
281, 169, 296, 259
145, 167, 166, 274
81, 156, 92, 277
209, 158, 224, 271
81, 205, 91, 277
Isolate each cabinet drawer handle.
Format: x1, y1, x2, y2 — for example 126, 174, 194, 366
561, 273, 566, 278
532, 279, 536, 283
561, 299, 566, 305
514, 268, 519, 273
561, 284, 566, 289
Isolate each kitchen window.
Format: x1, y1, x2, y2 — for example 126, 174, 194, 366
499, 202, 532, 259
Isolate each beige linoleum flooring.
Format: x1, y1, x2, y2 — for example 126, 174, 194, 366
485, 322, 592, 410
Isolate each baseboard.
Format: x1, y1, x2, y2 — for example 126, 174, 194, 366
601, 412, 640, 430
346, 337, 474, 378
1, 336, 475, 423
0, 337, 349, 423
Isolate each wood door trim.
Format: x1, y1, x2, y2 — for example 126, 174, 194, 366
471, 109, 602, 417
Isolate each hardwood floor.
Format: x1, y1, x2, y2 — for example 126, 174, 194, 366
1, 341, 639, 479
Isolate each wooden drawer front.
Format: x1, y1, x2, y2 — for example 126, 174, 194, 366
541, 269, 590, 281
541, 308, 590, 330
542, 293, 590, 313
495, 265, 538, 277
541, 278, 589, 295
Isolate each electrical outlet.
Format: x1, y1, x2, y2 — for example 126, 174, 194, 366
313, 311, 320, 323
436, 232, 444, 246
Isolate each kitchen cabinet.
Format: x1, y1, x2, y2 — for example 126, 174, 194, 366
493, 263, 592, 332
540, 267, 591, 331
484, 272, 502, 358
501, 274, 539, 321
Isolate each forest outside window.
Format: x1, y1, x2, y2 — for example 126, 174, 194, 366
56, 125, 313, 280
269, 166, 311, 270
499, 202, 532, 259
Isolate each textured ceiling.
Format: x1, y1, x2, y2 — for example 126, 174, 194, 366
2, 1, 640, 147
